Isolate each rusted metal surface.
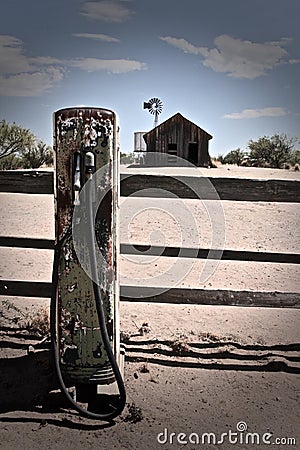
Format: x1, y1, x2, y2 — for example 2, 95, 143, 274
53, 107, 119, 384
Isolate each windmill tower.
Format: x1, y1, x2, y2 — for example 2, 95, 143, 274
143, 97, 163, 128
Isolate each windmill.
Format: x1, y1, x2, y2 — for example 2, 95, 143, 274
143, 97, 163, 128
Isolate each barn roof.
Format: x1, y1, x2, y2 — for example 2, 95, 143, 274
143, 112, 213, 140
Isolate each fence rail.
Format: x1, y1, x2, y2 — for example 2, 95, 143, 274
0, 169, 299, 308
1, 170, 300, 202
0, 280, 299, 308
120, 174, 300, 203
0, 170, 53, 194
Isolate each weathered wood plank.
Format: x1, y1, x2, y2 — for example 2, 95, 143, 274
120, 174, 300, 202
1, 280, 299, 308
0, 171, 299, 202
213, 177, 300, 202
121, 244, 300, 264
120, 286, 300, 308
0, 236, 55, 249
0, 280, 52, 298
0, 170, 54, 194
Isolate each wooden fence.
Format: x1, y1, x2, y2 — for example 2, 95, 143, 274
0, 169, 299, 308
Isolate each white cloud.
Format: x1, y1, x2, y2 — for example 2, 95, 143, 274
160, 36, 207, 55
0, 68, 64, 97
73, 33, 120, 42
29, 56, 63, 65
0, 35, 32, 74
223, 107, 289, 119
68, 57, 146, 73
0, 35, 65, 96
267, 37, 292, 46
160, 34, 295, 79
81, 1, 133, 22
0, 34, 146, 96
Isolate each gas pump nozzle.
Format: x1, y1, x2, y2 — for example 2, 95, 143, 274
73, 153, 81, 206
85, 152, 96, 205
85, 152, 95, 179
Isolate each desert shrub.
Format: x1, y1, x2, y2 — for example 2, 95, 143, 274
223, 148, 247, 166
216, 154, 225, 164
0, 120, 34, 161
247, 134, 295, 169
21, 141, 53, 168
0, 154, 22, 170
0, 119, 53, 170
288, 149, 300, 166
120, 152, 136, 164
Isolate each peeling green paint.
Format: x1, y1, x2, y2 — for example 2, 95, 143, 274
53, 107, 119, 384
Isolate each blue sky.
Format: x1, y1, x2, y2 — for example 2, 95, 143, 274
0, 0, 299, 156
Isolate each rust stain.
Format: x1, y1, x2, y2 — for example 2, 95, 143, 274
54, 107, 118, 380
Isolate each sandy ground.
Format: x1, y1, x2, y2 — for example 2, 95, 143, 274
0, 166, 300, 450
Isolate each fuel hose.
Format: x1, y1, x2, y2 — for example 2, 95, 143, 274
51, 176, 126, 421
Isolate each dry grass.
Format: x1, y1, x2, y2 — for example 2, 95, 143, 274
138, 322, 151, 336
120, 330, 132, 342
123, 402, 143, 423
169, 336, 190, 355
25, 308, 50, 336
139, 363, 150, 373
0, 299, 50, 337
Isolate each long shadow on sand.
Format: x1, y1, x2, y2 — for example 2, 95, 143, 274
0, 331, 299, 423
123, 338, 300, 374
0, 349, 115, 430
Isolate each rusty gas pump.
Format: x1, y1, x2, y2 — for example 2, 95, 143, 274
51, 107, 126, 420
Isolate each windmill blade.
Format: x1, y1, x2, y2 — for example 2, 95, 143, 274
156, 102, 163, 114
148, 97, 158, 105
144, 97, 163, 126
147, 97, 163, 115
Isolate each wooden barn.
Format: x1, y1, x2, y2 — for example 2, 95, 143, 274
143, 112, 213, 167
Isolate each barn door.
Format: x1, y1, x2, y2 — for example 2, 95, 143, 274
188, 143, 198, 165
